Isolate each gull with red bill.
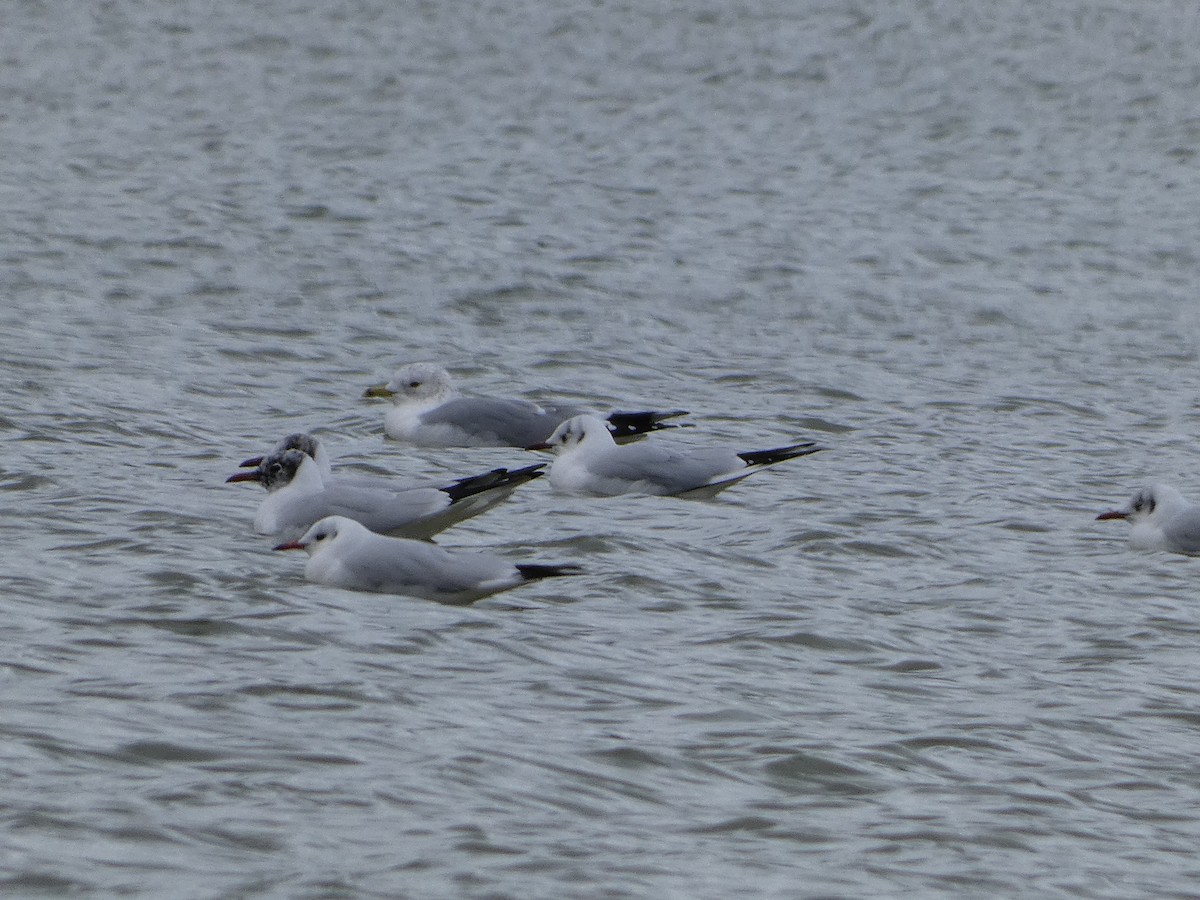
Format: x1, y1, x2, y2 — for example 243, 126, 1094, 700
1096, 484, 1200, 555
227, 447, 544, 541
273, 516, 581, 604
234, 432, 462, 492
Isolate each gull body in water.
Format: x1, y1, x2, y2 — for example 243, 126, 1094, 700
528, 414, 822, 498
227, 448, 544, 541
364, 362, 687, 448
274, 516, 580, 604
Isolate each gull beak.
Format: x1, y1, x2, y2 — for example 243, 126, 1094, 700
524, 441, 553, 452
239, 455, 264, 468
1095, 510, 1128, 521
226, 470, 262, 484
363, 382, 395, 399
273, 540, 306, 551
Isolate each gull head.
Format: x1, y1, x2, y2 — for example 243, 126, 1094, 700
226, 448, 309, 491
529, 414, 614, 453
364, 362, 454, 403
238, 433, 324, 470
274, 432, 321, 459
1096, 484, 1187, 524
273, 515, 361, 554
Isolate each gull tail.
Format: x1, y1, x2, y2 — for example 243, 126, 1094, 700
736, 442, 823, 467
676, 442, 825, 500
515, 563, 584, 582
440, 464, 546, 503
398, 464, 546, 540
606, 409, 691, 441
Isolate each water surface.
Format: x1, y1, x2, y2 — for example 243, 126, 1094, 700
4, 2, 1200, 897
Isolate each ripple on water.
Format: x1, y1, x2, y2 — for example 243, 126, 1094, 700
4, 1, 1200, 897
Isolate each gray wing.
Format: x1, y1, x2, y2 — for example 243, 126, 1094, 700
423, 397, 583, 446
328, 471, 440, 492
1163, 509, 1200, 554
589, 443, 740, 494
319, 483, 450, 536
340, 537, 515, 601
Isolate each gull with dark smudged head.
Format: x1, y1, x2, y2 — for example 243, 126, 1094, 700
227, 448, 544, 541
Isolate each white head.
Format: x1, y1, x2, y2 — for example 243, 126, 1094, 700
378, 363, 456, 405
1097, 484, 1188, 524
364, 362, 455, 404
273, 515, 364, 555
536, 414, 615, 453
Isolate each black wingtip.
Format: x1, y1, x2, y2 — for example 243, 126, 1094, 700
440, 464, 546, 503
736, 442, 824, 467
516, 563, 584, 582
606, 409, 690, 439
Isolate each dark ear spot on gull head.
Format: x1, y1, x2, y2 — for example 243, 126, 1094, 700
257, 449, 309, 490
274, 517, 342, 551
1096, 486, 1162, 521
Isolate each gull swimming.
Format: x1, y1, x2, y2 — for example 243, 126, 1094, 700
363, 362, 688, 447
1096, 484, 1200, 555
235, 432, 438, 491
273, 515, 581, 603
227, 448, 544, 541
527, 414, 822, 498
238, 433, 335, 477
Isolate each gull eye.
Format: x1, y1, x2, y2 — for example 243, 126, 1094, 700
1148, 498, 1157, 513
408, 380, 421, 389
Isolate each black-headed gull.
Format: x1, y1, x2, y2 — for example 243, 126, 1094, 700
227, 448, 544, 540
527, 414, 822, 498
363, 362, 688, 447
273, 515, 581, 603
235, 432, 438, 491
1096, 484, 1200, 555
238, 433, 333, 476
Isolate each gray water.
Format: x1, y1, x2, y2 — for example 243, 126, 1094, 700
4, 1, 1200, 897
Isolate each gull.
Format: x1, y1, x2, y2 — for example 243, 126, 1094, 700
273, 515, 581, 603
235, 432, 435, 490
363, 362, 688, 447
238, 433, 334, 477
1096, 484, 1200, 555
527, 414, 822, 498
227, 448, 545, 541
